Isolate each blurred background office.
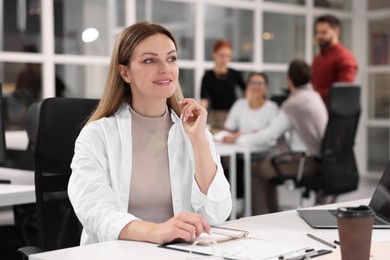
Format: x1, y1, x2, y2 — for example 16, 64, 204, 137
0, 0, 389, 179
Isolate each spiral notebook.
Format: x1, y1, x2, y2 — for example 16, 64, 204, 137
194, 226, 249, 245
162, 226, 248, 247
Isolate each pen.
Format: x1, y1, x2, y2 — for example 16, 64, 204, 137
333, 240, 340, 245
278, 248, 315, 259
307, 233, 337, 249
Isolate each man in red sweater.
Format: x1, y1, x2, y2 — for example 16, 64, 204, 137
312, 15, 358, 104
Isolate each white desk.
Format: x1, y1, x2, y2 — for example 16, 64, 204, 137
0, 167, 34, 185
0, 167, 35, 207
0, 184, 35, 207
5, 130, 29, 151
29, 198, 390, 260
215, 143, 271, 217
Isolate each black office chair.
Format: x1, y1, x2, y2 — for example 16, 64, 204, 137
18, 97, 99, 258
270, 84, 361, 206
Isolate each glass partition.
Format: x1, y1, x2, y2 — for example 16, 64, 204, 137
55, 64, 107, 98
314, 0, 351, 11
264, 0, 305, 5
368, 0, 390, 10
263, 12, 305, 64
204, 5, 254, 62
54, 0, 120, 55
179, 69, 195, 98
368, 73, 390, 119
136, 0, 195, 60
1, 62, 42, 130
368, 127, 390, 172
369, 18, 390, 65
2, 0, 42, 52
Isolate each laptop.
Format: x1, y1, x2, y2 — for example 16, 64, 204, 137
297, 161, 390, 229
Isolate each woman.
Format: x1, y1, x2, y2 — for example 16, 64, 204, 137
217, 72, 279, 201
68, 22, 232, 246
222, 72, 278, 143
200, 40, 245, 130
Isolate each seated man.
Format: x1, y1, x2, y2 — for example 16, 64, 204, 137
234, 59, 328, 215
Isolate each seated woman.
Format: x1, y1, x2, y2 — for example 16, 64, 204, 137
68, 22, 232, 246
216, 72, 279, 201
221, 72, 278, 143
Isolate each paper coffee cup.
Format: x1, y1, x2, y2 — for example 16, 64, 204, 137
336, 205, 374, 260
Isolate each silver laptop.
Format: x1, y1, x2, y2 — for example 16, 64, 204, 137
297, 161, 390, 229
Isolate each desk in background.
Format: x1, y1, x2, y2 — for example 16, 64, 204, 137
0, 167, 35, 208
30, 199, 386, 259
0, 184, 35, 207
215, 143, 271, 217
5, 130, 29, 151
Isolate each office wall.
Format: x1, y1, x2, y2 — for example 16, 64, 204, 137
1, 0, 386, 177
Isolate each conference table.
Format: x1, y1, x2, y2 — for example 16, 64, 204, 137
0, 167, 35, 207
215, 143, 272, 218
29, 198, 389, 260
5, 130, 29, 151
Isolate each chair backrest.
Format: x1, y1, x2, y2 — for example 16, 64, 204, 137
321, 84, 361, 195
31, 97, 99, 251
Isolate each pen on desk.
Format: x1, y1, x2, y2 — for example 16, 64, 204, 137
278, 248, 315, 260
306, 233, 337, 249
333, 240, 340, 245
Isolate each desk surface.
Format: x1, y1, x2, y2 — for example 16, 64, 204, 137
0, 167, 35, 207
30, 198, 390, 260
5, 130, 29, 151
0, 167, 34, 185
0, 184, 35, 207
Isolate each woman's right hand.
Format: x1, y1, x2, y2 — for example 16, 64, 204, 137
151, 211, 211, 244
223, 132, 241, 144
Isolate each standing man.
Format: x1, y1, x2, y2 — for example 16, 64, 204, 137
312, 14, 358, 104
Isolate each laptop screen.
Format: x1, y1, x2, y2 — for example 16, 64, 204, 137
369, 161, 390, 222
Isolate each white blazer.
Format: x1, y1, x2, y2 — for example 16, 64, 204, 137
68, 104, 232, 245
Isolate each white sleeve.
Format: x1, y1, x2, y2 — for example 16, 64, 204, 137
191, 129, 232, 225
68, 126, 136, 243
235, 110, 292, 146
223, 100, 241, 131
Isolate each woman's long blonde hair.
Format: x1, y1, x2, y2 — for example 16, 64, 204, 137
87, 22, 184, 124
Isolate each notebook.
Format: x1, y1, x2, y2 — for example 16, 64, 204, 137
297, 160, 390, 229
161, 226, 248, 248
189, 226, 249, 245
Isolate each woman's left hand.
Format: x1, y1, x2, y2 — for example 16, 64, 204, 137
179, 98, 208, 139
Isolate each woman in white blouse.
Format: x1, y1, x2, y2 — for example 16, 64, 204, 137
221, 72, 279, 143
215, 72, 278, 203
68, 22, 232, 246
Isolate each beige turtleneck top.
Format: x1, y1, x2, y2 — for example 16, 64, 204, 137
128, 106, 174, 223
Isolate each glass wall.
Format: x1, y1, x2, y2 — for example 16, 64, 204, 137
1, 0, 371, 174
55, 64, 107, 98
265, 0, 305, 5
136, 0, 195, 60
368, 18, 390, 65
263, 12, 305, 64
54, 0, 120, 56
314, 0, 352, 11
204, 5, 254, 62
368, 127, 389, 172
2, 0, 41, 52
368, 0, 390, 10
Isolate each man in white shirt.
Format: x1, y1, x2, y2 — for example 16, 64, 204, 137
236, 60, 328, 215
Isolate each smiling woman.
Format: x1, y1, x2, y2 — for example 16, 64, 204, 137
67, 22, 232, 247
118, 34, 179, 115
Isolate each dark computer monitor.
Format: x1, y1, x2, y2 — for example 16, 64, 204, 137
0, 82, 7, 162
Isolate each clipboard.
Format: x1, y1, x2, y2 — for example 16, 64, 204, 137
160, 235, 325, 260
